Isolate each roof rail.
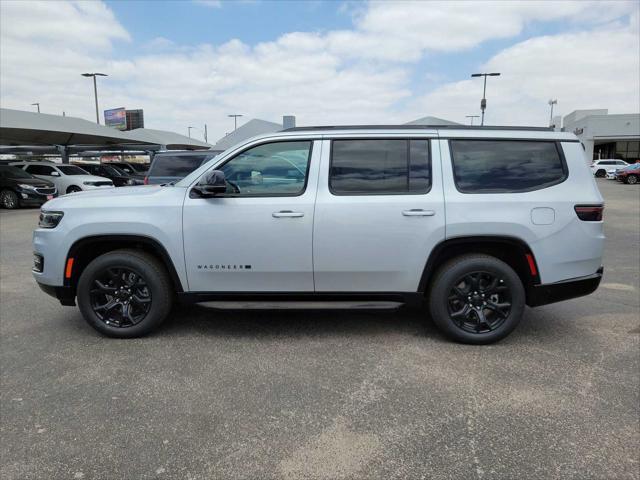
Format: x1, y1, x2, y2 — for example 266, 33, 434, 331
282, 125, 555, 132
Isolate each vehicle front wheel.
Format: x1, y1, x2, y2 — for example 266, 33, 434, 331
595, 169, 606, 178
428, 254, 525, 344
0, 189, 20, 209
626, 174, 638, 185
77, 249, 173, 338
66, 185, 82, 194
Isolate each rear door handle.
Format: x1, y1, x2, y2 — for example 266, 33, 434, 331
402, 209, 435, 217
272, 210, 304, 218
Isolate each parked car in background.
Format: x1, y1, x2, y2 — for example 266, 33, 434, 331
0, 165, 57, 209
75, 163, 144, 187
615, 163, 640, 184
590, 159, 628, 178
103, 161, 149, 176
144, 151, 220, 185
11, 162, 113, 194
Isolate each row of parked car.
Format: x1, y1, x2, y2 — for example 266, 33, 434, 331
590, 159, 640, 184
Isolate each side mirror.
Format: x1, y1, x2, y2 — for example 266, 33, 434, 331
192, 170, 227, 198
50, 171, 60, 177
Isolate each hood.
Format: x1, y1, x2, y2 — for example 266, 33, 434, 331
42, 185, 171, 209
70, 174, 113, 183
6, 176, 54, 186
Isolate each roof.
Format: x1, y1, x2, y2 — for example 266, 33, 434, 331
155, 149, 223, 157
405, 116, 461, 126
0, 108, 150, 147
214, 119, 281, 151
123, 128, 212, 150
283, 125, 555, 132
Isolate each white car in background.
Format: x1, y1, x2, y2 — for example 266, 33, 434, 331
11, 162, 113, 194
590, 159, 628, 178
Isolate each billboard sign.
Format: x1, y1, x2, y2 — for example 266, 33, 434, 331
104, 107, 126, 130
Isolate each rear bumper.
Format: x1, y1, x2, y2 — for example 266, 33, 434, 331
37, 282, 76, 306
527, 267, 603, 307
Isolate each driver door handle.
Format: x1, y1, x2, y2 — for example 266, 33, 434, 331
402, 209, 435, 217
272, 210, 304, 218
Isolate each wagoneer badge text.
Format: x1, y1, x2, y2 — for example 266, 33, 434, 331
197, 264, 252, 270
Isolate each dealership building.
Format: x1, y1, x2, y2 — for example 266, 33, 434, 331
560, 109, 640, 163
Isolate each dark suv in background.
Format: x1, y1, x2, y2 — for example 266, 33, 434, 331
0, 165, 57, 209
76, 163, 144, 187
144, 150, 221, 185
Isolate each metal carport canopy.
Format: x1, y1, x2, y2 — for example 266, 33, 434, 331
0, 108, 152, 147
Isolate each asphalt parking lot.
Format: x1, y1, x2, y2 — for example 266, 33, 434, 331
1, 178, 638, 480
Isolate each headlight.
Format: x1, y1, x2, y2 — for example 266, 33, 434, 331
83, 181, 97, 186
18, 184, 37, 190
38, 211, 64, 229
126, 178, 135, 185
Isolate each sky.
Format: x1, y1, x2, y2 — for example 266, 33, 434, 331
0, 0, 638, 143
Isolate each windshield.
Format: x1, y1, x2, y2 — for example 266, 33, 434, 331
150, 156, 207, 178
58, 165, 89, 175
102, 165, 124, 176
0, 166, 34, 179
129, 163, 148, 172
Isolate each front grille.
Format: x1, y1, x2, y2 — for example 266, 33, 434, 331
35, 187, 56, 195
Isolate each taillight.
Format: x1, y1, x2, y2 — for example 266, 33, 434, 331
575, 205, 604, 221
143, 176, 149, 185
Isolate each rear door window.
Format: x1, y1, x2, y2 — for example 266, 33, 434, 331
330, 139, 431, 195
150, 156, 208, 178
449, 140, 566, 193
25, 165, 55, 176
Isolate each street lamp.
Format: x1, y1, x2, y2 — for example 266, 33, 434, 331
471, 72, 500, 126
548, 99, 558, 127
228, 114, 243, 131
31, 103, 40, 113
81, 72, 108, 124
188, 126, 194, 138
465, 115, 480, 125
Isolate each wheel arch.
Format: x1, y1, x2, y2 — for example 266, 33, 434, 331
64, 234, 184, 294
418, 235, 540, 301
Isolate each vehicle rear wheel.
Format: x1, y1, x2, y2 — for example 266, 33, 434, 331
66, 185, 82, 194
428, 254, 525, 344
595, 169, 606, 178
77, 249, 173, 338
626, 174, 638, 185
0, 189, 19, 209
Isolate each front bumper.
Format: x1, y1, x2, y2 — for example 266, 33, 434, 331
18, 188, 57, 205
527, 267, 603, 307
37, 282, 76, 306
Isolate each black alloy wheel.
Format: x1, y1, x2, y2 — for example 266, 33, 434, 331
447, 271, 511, 334
595, 169, 606, 178
428, 254, 525, 344
89, 266, 151, 328
626, 174, 638, 185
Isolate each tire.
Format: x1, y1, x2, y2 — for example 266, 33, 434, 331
77, 249, 173, 338
626, 174, 638, 185
428, 254, 525, 345
595, 169, 606, 178
0, 189, 20, 209
66, 185, 82, 194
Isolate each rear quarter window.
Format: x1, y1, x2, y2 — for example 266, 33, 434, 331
450, 140, 567, 193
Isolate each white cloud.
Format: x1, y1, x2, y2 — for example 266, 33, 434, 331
0, 0, 638, 141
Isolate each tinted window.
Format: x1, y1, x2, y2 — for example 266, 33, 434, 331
151, 156, 208, 178
330, 139, 430, 194
0, 166, 33, 179
25, 165, 55, 175
450, 140, 566, 193
58, 165, 88, 175
220, 141, 311, 196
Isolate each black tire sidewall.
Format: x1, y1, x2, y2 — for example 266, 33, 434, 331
595, 169, 606, 177
67, 186, 81, 193
77, 251, 172, 338
627, 175, 637, 184
429, 255, 525, 345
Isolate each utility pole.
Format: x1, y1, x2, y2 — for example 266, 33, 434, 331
465, 115, 480, 125
204, 124, 208, 143
471, 72, 501, 126
228, 114, 243, 131
548, 99, 558, 127
81, 72, 108, 124
188, 126, 193, 138
31, 103, 40, 113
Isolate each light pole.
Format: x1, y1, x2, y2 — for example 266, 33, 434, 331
188, 126, 194, 138
228, 114, 243, 131
31, 103, 40, 113
465, 115, 480, 125
471, 72, 500, 126
81, 72, 108, 124
548, 99, 558, 127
